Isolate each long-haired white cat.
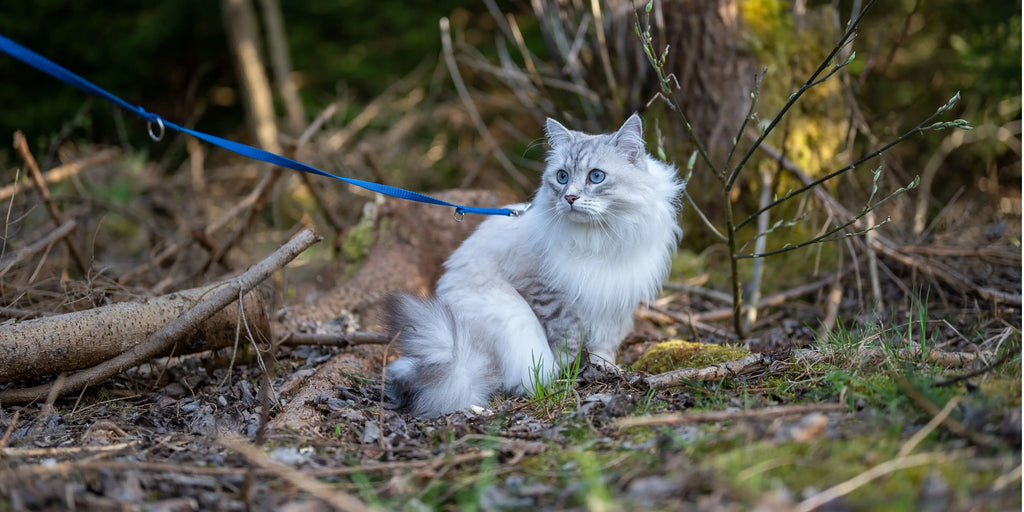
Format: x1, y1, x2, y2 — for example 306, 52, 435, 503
386, 113, 683, 417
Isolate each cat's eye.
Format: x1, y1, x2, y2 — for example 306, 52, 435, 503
556, 169, 569, 184
588, 169, 606, 184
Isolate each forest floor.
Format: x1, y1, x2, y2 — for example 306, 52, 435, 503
0, 142, 1020, 511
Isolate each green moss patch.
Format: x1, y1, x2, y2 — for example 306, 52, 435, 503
631, 339, 751, 374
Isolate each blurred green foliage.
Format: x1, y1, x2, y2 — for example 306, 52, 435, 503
0, 0, 485, 168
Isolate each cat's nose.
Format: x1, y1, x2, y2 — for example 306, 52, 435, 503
564, 195, 579, 205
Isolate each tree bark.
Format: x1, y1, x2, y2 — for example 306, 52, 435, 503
0, 229, 318, 403
222, 0, 281, 152
0, 285, 269, 383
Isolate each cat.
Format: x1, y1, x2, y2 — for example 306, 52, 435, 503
385, 113, 683, 417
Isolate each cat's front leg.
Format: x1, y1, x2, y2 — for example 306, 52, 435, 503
586, 349, 622, 372
442, 282, 557, 398
583, 319, 632, 372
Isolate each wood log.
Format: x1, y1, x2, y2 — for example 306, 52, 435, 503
0, 285, 269, 383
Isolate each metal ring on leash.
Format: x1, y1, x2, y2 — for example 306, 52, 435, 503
508, 202, 532, 217
147, 117, 165, 142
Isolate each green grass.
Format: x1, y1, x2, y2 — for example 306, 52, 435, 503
525, 336, 585, 409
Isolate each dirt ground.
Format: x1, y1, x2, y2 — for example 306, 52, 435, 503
0, 145, 1021, 511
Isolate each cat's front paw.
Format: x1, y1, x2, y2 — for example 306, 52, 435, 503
586, 352, 622, 373
578, 352, 626, 385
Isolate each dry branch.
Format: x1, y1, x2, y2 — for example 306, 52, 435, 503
643, 345, 996, 391
13, 131, 88, 275
893, 373, 1006, 449
0, 219, 77, 278
0, 147, 120, 202
616, 403, 849, 428
218, 435, 374, 512
684, 273, 838, 322
871, 240, 1023, 306
795, 450, 971, 512
278, 331, 391, 348
0, 284, 269, 383
440, 16, 530, 189
643, 353, 778, 390
0, 228, 319, 404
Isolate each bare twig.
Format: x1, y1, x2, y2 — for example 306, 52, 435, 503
0, 219, 77, 279
796, 450, 972, 512
933, 342, 1018, 387
685, 273, 838, 322
13, 131, 88, 275
440, 17, 531, 189
1, 439, 142, 458
893, 372, 1006, 449
894, 245, 1021, 267
646, 304, 738, 340
871, 240, 1022, 306
278, 331, 391, 348
643, 352, 778, 390
792, 346, 990, 368
642, 345, 995, 392
1, 446, 501, 480
0, 410, 18, 449
0, 229, 319, 404
898, 395, 961, 457
219, 434, 374, 512
0, 147, 120, 202
200, 168, 284, 274
616, 403, 849, 428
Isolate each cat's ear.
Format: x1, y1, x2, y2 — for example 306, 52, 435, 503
545, 118, 573, 150
612, 113, 645, 164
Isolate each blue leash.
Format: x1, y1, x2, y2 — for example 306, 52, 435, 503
0, 33, 517, 218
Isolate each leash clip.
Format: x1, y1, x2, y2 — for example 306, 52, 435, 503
147, 117, 165, 142
508, 202, 532, 217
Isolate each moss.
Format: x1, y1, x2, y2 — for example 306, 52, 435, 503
341, 216, 378, 264
978, 365, 1023, 408
630, 339, 751, 374
339, 216, 389, 279
708, 434, 1018, 510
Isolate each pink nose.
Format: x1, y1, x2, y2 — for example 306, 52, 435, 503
564, 195, 579, 205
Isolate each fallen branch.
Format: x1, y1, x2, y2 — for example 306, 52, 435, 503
893, 373, 1006, 449
791, 346, 988, 368
643, 353, 778, 390
0, 228, 319, 404
14, 131, 89, 275
0, 147, 120, 202
795, 449, 971, 512
686, 273, 837, 322
643, 345, 996, 391
278, 331, 391, 348
218, 434, 373, 512
616, 403, 849, 428
0, 219, 77, 278
871, 240, 1022, 306
1, 444, 504, 480
0, 284, 269, 383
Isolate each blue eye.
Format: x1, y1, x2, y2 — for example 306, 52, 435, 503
588, 169, 605, 184
556, 169, 569, 184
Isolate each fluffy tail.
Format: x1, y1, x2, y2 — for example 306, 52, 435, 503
384, 293, 498, 417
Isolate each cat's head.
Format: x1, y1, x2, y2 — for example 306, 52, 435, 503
540, 113, 657, 225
